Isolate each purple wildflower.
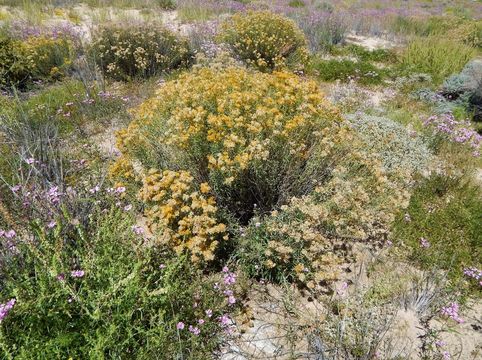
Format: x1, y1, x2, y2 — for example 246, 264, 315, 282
419, 237, 430, 248
131, 225, 144, 235
0, 299, 16, 323
71, 270, 85, 278
441, 302, 463, 323
189, 325, 200, 335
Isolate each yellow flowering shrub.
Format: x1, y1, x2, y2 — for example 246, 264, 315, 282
218, 11, 309, 71
0, 35, 72, 89
116, 66, 345, 222
139, 169, 228, 262
109, 155, 136, 182
90, 24, 192, 81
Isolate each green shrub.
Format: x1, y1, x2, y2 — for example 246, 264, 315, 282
0, 35, 72, 89
0, 205, 236, 358
311, 58, 387, 85
392, 175, 482, 285
90, 23, 192, 81
400, 37, 476, 84
288, 0, 305, 7
330, 44, 397, 63
218, 11, 309, 71
0, 80, 129, 134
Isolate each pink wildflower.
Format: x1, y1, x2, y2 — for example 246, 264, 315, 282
419, 237, 430, 248
176, 322, 185, 330
71, 270, 85, 278
0, 298, 16, 323
131, 225, 144, 235
189, 325, 200, 335
441, 302, 463, 323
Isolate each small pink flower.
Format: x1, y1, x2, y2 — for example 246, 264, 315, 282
205, 309, 213, 318
0, 298, 16, 323
4, 230, 16, 239
336, 282, 348, 296
89, 185, 100, 194
25, 158, 35, 165
56, 273, 65, 281
115, 186, 126, 194
131, 225, 144, 235
228, 296, 236, 305
222, 266, 229, 273
198, 319, 205, 325
189, 325, 200, 335
441, 302, 463, 323
419, 237, 430, 248
219, 314, 231, 326
223, 272, 236, 285
47, 221, 57, 229
159, 264, 166, 269
176, 322, 185, 330
11, 185, 21, 193
71, 270, 85, 278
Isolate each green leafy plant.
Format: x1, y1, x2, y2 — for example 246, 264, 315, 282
0, 204, 236, 358
311, 58, 388, 85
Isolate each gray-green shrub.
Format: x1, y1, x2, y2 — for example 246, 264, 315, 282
345, 113, 433, 174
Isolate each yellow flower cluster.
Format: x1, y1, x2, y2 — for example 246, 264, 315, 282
117, 66, 342, 187
90, 24, 191, 80
139, 169, 228, 262
108, 155, 136, 182
219, 11, 309, 71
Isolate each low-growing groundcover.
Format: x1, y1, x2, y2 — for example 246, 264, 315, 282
311, 58, 388, 85
0, 197, 239, 359
392, 174, 482, 286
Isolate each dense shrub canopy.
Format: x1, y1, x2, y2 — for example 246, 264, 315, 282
90, 23, 192, 80
116, 66, 345, 225
0, 35, 72, 89
218, 11, 309, 71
